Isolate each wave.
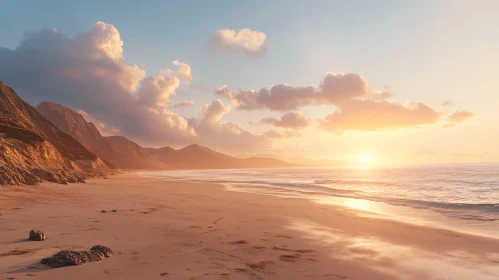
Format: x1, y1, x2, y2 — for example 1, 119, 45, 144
314, 179, 396, 186
140, 166, 499, 222
227, 182, 499, 222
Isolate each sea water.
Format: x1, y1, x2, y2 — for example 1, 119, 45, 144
138, 162, 499, 238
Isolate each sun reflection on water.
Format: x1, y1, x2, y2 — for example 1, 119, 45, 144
286, 219, 499, 280
345, 198, 371, 211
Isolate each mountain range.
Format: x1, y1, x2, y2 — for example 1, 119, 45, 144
37, 101, 296, 171
0, 81, 295, 185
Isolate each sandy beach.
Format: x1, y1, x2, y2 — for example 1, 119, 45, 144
1, 173, 499, 280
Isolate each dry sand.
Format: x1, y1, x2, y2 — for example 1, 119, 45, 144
1, 173, 498, 280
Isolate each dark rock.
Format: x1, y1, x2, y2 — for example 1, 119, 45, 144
29, 229, 46, 241
101, 210, 106, 213
41, 245, 113, 268
111, 209, 117, 212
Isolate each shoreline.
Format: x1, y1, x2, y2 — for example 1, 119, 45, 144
1, 173, 499, 279
223, 182, 499, 240
140, 168, 499, 240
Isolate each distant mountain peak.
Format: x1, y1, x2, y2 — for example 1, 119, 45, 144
183, 143, 202, 149
104, 136, 167, 170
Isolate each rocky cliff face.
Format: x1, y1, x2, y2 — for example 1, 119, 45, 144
0, 81, 113, 185
36, 101, 119, 167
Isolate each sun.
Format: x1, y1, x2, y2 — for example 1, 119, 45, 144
353, 152, 375, 166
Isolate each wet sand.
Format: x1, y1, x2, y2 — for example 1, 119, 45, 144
1, 173, 498, 280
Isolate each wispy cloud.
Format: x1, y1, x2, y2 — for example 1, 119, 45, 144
263, 129, 301, 139
441, 100, 455, 107
413, 149, 487, 157
444, 110, 477, 128
172, 101, 194, 109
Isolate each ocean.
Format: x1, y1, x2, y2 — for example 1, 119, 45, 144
138, 162, 499, 238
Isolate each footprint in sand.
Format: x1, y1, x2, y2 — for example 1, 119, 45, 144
273, 246, 315, 254
189, 225, 202, 229
296, 249, 315, 253
213, 217, 224, 224
274, 235, 293, 239
230, 240, 248, 245
323, 273, 349, 279
234, 268, 264, 280
174, 242, 198, 248
278, 250, 317, 263
247, 260, 274, 270
280, 254, 300, 262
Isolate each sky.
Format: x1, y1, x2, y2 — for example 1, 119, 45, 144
1, 0, 498, 165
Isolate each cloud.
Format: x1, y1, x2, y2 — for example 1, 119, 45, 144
78, 109, 121, 136
263, 129, 301, 139
441, 100, 455, 107
201, 99, 231, 124
138, 75, 180, 108
260, 112, 312, 129
160, 60, 193, 84
211, 28, 268, 57
320, 72, 372, 102
0, 21, 196, 146
0, 22, 278, 152
413, 149, 487, 157
172, 101, 194, 109
217, 72, 442, 132
215, 85, 233, 98
218, 73, 372, 111
320, 99, 441, 133
189, 99, 271, 152
226, 84, 318, 111
444, 110, 477, 128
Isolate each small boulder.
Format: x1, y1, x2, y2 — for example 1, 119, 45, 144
29, 229, 46, 241
41, 245, 113, 268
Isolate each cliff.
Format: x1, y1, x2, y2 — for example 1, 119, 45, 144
0, 81, 113, 185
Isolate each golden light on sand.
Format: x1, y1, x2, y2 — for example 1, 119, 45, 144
353, 152, 375, 166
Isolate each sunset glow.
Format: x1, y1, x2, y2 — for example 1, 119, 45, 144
1, 2, 499, 280
0, 1, 496, 166
353, 152, 375, 166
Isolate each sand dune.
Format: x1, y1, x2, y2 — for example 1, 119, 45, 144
1, 174, 498, 279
